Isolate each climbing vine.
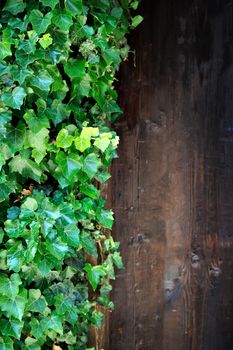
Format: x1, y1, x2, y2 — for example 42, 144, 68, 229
0, 0, 142, 349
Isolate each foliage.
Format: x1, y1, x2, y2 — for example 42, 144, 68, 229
0, 0, 141, 348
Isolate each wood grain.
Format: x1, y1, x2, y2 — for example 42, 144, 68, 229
105, 0, 233, 349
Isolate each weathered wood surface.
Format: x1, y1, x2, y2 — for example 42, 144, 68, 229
103, 0, 233, 349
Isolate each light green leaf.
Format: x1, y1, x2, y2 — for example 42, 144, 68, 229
39, 33, 53, 49
21, 198, 38, 211
26, 289, 47, 314
29, 10, 52, 35
131, 15, 143, 29
40, 314, 63, 335
1, 87, 26, 110
74, 136, 90, 152
3, 0, 26, 15
56, 129, 73, 148
94, 137, 110, 152
80, 184, 100, 199
0, 42, 11, 61
27, 128, 49, 164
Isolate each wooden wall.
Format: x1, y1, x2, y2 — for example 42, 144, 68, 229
98, 0, 233, 349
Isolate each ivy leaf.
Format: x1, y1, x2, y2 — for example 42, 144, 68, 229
1, 87, 26, 110
39, 33, 53, 49
74, 136, 90, 152
46, 239, 70, 260
55, 152, 82, 181
23, 110, 50, 133
0, 291, 27, 321
26, 289, 47, 314
9, 154, 42, 182
112, 252, 124, 269
40, 314, 63, 335
79, 184, 100, 199
96, 209, 114, 229
0, 273, 22, 299
83, 153, 100, 179
5, 124, 26, 153
31, 71, 54, 92
27, 128, 49, 164
56, 129, 73, 148
59, 223, 81, 248
84, 263, 106, 291
21, 198, 38, 211
131, 15, 143, 29
0, 42, 11, 61
52, 9, 73, 31
65, 0, 83, 14
0, 319, 24, 340
29, 10, 53, 35
39, 0, 59, 9
64, 59, 86, 79
0, 336, 14, 350
3, 0, 26, 15
94, 136, 111, 152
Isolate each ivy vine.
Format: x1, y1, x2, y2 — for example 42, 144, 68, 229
0, 0, 142, 349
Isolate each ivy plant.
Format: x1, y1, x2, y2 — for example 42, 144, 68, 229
0, 0, 142, 349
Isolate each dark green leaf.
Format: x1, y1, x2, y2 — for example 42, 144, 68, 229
3, 0, 26, 15
1, 87, 26, 110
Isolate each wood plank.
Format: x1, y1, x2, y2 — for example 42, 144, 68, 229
107, 0, 233, 349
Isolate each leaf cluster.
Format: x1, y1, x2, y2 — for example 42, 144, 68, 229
0, 0, 141, 348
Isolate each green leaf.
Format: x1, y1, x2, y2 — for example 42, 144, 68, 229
5, 124, 26, 153
9, 154, 42, 182
0, 42, 11, 61
29, 10, 52, 35
0, 319, 24, 340
46, 239, 70, 260
55, 152, 82, 181
31, 71, 54, 92
52, 9, 73, 31
112, 252, 123, 268
3, 0, 26, 15
64, 59, 86, 79
56, 129, 73, 148
26, 289, 47, 314
96, 209, 114, 229
0, 273, 22, 299
23, 110, 50, 133
59, 223, 81, 248
40, 314, 63, 335
83, 153, 100, 179
39, 0, 59, 9
0, 336, 14, 350
0, 291, 27, 321
81, 231, 97, 257
80, 184, 100, 199
84, 263, 106, 291
1, 87, 26, 110
65, 0, 83, 14
131, 15, 143, 29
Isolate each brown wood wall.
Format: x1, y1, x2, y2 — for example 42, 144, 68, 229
97, 0, 233, 349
